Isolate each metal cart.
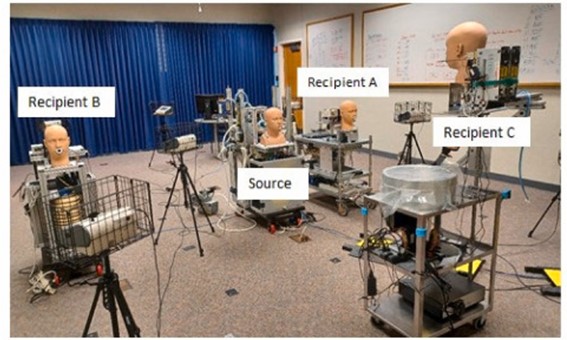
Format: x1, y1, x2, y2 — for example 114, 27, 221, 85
295, 134, 373, 216
360, 187, 503, 337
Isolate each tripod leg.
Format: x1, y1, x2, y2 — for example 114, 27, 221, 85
104, 283, 121, 337
82, 282, 103, 337
406, 133, 413, 164
528, 191, 560, 237
398, 133, 411, 165
411, 132, 426, 164
186, 171, 216, 234
111, 278, 141, 337
182, 173, 206, 257
154, 168, 181, 245
148, 149, 156, 168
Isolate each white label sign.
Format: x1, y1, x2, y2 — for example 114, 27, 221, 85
433, 117, 531, 147
18, 86, 116, 118
298, 67, 389, 97
237, 168, 308, 200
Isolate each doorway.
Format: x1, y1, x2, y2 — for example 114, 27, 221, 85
282, 41, 303, 133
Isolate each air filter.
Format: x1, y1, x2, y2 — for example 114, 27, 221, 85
381, 164, 457, 213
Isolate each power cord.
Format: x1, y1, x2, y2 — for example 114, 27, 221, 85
27, 270, 59, 301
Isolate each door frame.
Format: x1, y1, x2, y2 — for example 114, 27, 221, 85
278, 39, 303, 105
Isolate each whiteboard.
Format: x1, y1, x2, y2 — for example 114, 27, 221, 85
363, 3, 560, 85
307, 14, 353, 67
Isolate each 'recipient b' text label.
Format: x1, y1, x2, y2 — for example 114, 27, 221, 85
18, 86, 116, 118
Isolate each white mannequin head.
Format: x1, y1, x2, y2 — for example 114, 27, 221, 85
260, 107, 287, 145
445, 21, 488, 84
339, 100, 358, 131
44, 124, 71, 167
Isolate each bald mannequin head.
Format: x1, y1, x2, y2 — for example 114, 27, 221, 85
446, 21, 488, 84
44, 124, 71, 167
259, 107, 287, 145
339, 100, 358, 131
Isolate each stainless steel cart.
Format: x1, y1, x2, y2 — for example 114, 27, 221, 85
295, 134, 373, 216
361, 187, 503, 337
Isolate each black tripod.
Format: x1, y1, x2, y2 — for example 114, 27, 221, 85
528, 190, 560, 237
82, 252, 140, 337
398, 123, 425, 165
148, 118, 172, 168
154, 152, 215, 255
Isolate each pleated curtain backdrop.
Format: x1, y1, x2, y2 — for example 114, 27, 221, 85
10, 18, 275, 165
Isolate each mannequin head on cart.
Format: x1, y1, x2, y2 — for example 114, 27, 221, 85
260, 107, 287, 146
339, 100, 358, 132
44, 123, 71, 167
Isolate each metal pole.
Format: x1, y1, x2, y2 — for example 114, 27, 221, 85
413, 218, 426, 337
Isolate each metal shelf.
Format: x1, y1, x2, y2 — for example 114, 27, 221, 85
369, 296, 488, 337
365, 231, 494, 277
296, 134, 373, 216
361, 187, 502, 337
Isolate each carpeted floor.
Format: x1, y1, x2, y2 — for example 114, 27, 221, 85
10, 147, 561, 337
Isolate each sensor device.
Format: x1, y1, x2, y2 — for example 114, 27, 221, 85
398, 272, 485, 320
163, 134, 198, 154
60, 207, 137, 256
154, 105, 173, 116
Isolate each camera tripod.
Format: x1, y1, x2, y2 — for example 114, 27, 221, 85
82, 252, 140, 337
154, 151, 215, 255
527, 189, 560, 238
398, 123, 425, 165
148, 119, 173, 168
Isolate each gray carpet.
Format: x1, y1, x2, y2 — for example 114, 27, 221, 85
10, 147, 561, 337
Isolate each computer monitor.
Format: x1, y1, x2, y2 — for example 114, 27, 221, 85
195, 94, 224, 119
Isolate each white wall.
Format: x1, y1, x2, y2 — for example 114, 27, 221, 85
10, 3, 274, 24
271, 3, 561, 186
10, 2, 561, 186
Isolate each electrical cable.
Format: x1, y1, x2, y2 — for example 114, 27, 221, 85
515, 90, 532, 202
497, 253, 560, 305
494, 284, 550, 292
491, 269, 551, 281
518, 147, 530, 202
154, 224, 188, 337
66, 274, 99, 287
195, 158, 226, 188
307, 222, 358, 242
135, 204, 182, 338
213, 192, 257, 233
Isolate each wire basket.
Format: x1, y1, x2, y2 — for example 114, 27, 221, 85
39, 175, 154, 267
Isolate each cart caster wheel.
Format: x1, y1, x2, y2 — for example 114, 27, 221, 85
370, 316, 383, 328
269, 224, 277, 234
337, 202, 349, 216
472, 317, 486, 330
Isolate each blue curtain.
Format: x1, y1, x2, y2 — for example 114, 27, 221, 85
162, 22, 275, 123
10, 18, 275, 165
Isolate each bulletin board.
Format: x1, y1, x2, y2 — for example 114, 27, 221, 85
307, 14, 354, 67
362, 3, 560, 86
